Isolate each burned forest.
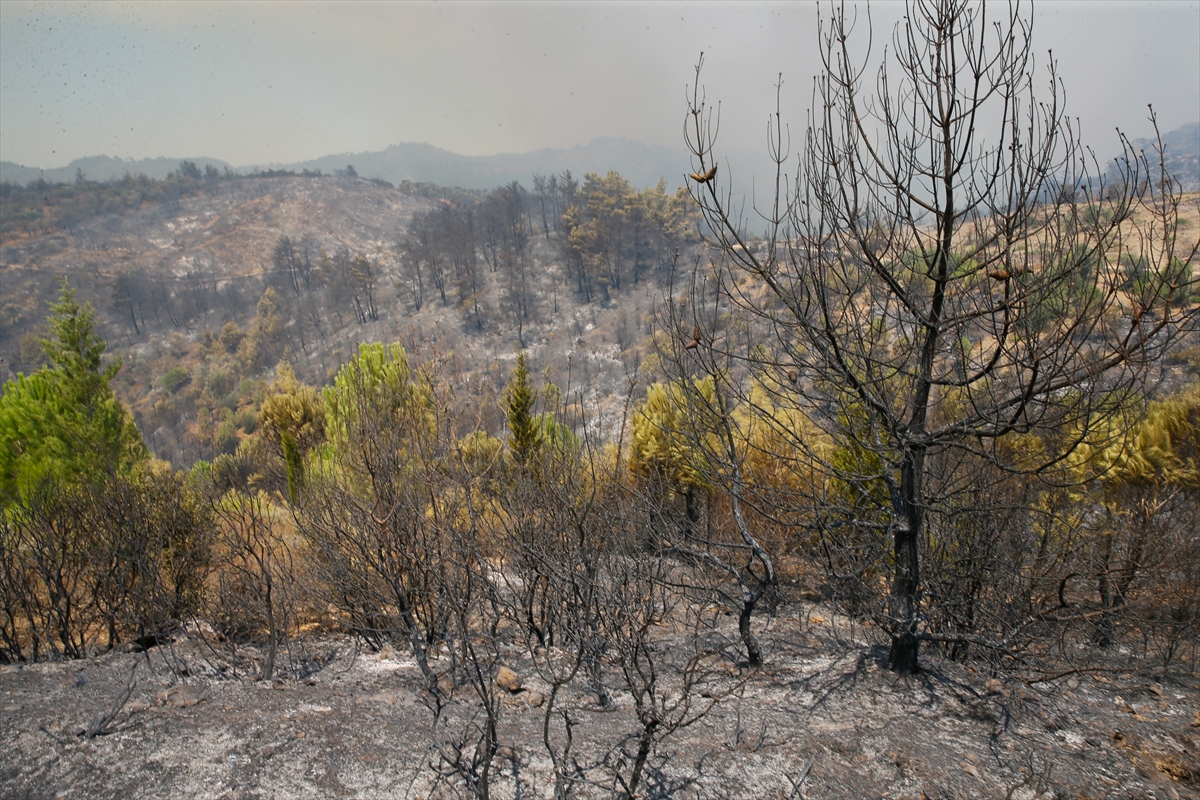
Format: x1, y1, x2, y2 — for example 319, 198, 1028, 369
2, 1, 1200, 798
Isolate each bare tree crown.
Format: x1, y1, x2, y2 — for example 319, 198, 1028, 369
674, 0, 1198, 673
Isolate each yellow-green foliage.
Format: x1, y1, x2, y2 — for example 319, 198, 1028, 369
458, 430, 504, 480
828, 402, 892, 518
258, 362, 326, 501
237, 288, 285, 372
504, 353, 541, 467
629, 376, 719, 491
1092, 386, 1200, 492
537, 412, 577, 456
737, 379, 829, 498
322, 342, 434, 460
218, 321, 246, 354
561, 172, 696, 289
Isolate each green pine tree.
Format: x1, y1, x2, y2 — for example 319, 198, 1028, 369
505, 353, 541, 468
0, 280, 145, 502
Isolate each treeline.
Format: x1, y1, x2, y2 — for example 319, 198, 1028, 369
0, 160, 362, 243
397, 171, 697, 338
2, 161, 228, 242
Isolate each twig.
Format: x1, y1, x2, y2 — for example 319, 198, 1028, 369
1024, 666, 1130, 686
38, 723, 68, 746
85, 661, 140, 738
787, 755, 816, 800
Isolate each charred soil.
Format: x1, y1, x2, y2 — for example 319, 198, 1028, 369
2, 603, 1197, 799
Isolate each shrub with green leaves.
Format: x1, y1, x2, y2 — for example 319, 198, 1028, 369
161, 366, 190, 393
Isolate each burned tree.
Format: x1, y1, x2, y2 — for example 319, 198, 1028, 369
675, 0, 1198, 673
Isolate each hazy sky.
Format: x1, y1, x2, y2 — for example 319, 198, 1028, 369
2, 1, 1197, 171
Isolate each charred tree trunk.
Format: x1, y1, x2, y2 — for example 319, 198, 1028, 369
888, 448, 926, 674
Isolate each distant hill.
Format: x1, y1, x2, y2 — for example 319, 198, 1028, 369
5, 121, 1194, 194
1130, 121, 1199, 192
0, 155, 232, 185
273, 137, 693, 191
2, 138, 693, 192
0, 171, 682, 466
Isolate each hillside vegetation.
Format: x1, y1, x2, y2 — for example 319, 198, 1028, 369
2, 145, 1198, 682
2, 164, 698, 468
1, 269, 1198, 796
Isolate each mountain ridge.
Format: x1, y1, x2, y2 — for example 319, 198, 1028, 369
1129, 121, 1200, 192
5, 121, 1195, 195
0, 137, 694, 191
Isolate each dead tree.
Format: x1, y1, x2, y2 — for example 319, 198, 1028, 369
675, 0, 1199, 673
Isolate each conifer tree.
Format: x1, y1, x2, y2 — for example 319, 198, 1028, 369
258, 362, 326, 502
505, 353, 541, 468
0, 280, 145, 502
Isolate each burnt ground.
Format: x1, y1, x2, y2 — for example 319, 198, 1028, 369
2, 603, 1198, 800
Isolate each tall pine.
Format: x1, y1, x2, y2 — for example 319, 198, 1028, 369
0, 280, 145, 502
504, 353, 541, 469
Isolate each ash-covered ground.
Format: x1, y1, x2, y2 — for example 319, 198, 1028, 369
2, 603, 1197, 799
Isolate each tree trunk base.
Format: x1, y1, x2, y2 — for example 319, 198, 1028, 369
887, 634, 920, 674
739, 601, 762, 668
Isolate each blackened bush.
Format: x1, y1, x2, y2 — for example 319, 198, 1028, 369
0, 468, 214, 663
